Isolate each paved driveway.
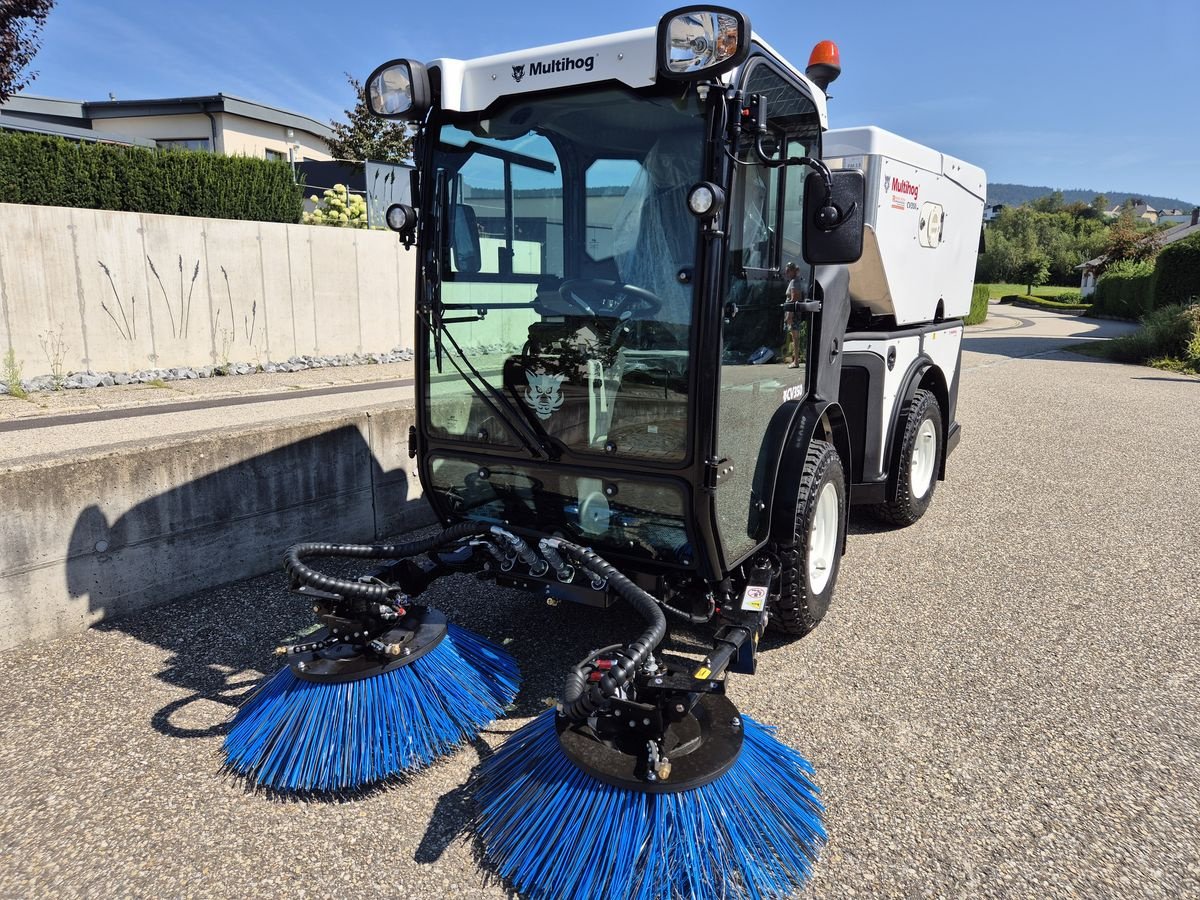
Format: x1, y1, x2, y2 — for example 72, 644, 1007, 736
1, 307, 1196, 898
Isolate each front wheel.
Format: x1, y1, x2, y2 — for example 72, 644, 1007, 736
872, 388, 943, 527
770, 440, 847, 637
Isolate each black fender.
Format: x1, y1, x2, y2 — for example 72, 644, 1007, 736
884, 357, 951, 493
766, 399, 852, 552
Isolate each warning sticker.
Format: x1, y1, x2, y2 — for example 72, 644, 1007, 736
741, 585, 768, 612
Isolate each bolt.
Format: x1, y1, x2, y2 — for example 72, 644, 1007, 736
628, 720, 636, 728
297, 661, 307, 671
313, 605, 320, 613
730, 717, 741, 728
642, 718, 651, 726
654, 677, 663, 685
674, 703, 685, 714
646, 772, 657, 782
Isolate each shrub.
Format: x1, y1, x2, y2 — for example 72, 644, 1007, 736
303, 184, 368, 228
1091, 259, 1156, 319
965, 284, 989, 325
0, 132, 303, 223
1103, 304, 1200, 371
1152, 232, 1200, 308
1004, 293, 1090, 312
1037, 290, 1082, 303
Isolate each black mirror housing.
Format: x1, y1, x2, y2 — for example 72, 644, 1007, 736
451, 204, 482, 275
802, 169, 865, 266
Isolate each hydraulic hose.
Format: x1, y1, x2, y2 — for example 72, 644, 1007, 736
548, 538, 667, 723
283, 521, 490, 602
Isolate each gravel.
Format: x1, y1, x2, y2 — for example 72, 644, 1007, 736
4, 349, 415, 396
0, 310, 1196, 898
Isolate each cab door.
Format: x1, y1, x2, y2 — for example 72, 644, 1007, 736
713, 61, 821, 565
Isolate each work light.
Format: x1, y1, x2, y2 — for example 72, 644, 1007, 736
657, 6, 751, 79
686, 181, 725, 219
365, 59, 431, 120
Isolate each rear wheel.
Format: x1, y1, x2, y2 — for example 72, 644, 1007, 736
770, 440, 846, 636
872, 388, 943, 527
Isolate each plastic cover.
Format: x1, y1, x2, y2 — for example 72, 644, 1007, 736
610, 132, 700, 325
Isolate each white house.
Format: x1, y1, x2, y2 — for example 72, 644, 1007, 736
0, 93, 333, 162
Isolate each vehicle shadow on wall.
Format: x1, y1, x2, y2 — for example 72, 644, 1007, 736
64, 424, 428, 743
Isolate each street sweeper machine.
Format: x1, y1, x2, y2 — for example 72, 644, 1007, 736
221, 8, 985, 899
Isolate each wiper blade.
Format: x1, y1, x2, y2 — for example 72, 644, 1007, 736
423, 309, 555, 460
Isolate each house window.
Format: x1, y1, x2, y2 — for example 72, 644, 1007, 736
156, 138, 210, 151
265, 148, 287, 161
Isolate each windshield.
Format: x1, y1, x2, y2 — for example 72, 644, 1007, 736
426, 86, 706, 463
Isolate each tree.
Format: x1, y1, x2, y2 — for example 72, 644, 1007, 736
326, 74, 413, 165
1104, 215, 1160, 266
1031, 190, 1064, 213
1016, 254, 1050, 295
1091, 194, 1109, 213
0, 0, 55, 101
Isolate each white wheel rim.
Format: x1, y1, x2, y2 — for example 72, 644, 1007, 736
910, 418, 937, 499
807, 481, 839, 594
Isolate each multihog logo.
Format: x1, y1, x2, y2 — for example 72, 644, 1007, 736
890, 178, 919, 200
514, 55, 596, 80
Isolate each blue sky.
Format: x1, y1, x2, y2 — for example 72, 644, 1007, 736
25, 0, 1200, 203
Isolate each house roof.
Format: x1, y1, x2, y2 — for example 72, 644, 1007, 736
1077, 220, 1200, 269
0, 92, 332, 140
84, 94, 333, 139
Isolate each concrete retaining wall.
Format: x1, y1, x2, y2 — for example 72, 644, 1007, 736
0, 405, 433, 650
0, 202, 416, 376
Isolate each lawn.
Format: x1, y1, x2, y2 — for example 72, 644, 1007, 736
981, 283, 1081, 300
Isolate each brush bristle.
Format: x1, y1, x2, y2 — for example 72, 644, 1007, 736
473, 710, 826, 900
223, 624, 520, 793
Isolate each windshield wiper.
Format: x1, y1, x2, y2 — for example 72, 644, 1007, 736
423, 309, 556, 460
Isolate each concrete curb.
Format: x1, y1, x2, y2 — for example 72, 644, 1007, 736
0, 404, 433, 650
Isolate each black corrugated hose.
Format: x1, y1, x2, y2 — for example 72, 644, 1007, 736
550, 539, 667, 723
283, 521, 489, 602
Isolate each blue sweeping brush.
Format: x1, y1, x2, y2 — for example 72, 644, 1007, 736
222, 528, 521, 793
225, 619, 518, 792
473, 708, 825, 900
470, 537, 826, 900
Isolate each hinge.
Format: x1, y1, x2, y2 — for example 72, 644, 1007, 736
408, 424, 418, 459
705, 456, 734, 488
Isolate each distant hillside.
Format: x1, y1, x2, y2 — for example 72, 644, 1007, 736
987, 183, 1195, 211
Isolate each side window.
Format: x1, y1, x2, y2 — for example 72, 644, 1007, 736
780, 138, 811, 272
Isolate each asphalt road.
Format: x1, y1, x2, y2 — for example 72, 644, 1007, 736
1, 306, 1197, 898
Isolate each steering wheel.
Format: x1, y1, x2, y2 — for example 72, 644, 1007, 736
556, 278, 663, 320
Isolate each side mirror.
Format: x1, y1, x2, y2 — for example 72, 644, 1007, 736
802, 169, 865, 266
450, 204, 482, 275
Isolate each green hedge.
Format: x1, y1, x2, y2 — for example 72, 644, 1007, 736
1000, 293, 1091, 312
965, 284, 989, 325
1091, 259, 1156, 319
1152, 232, 1200, 308
0, 132, 303, 223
